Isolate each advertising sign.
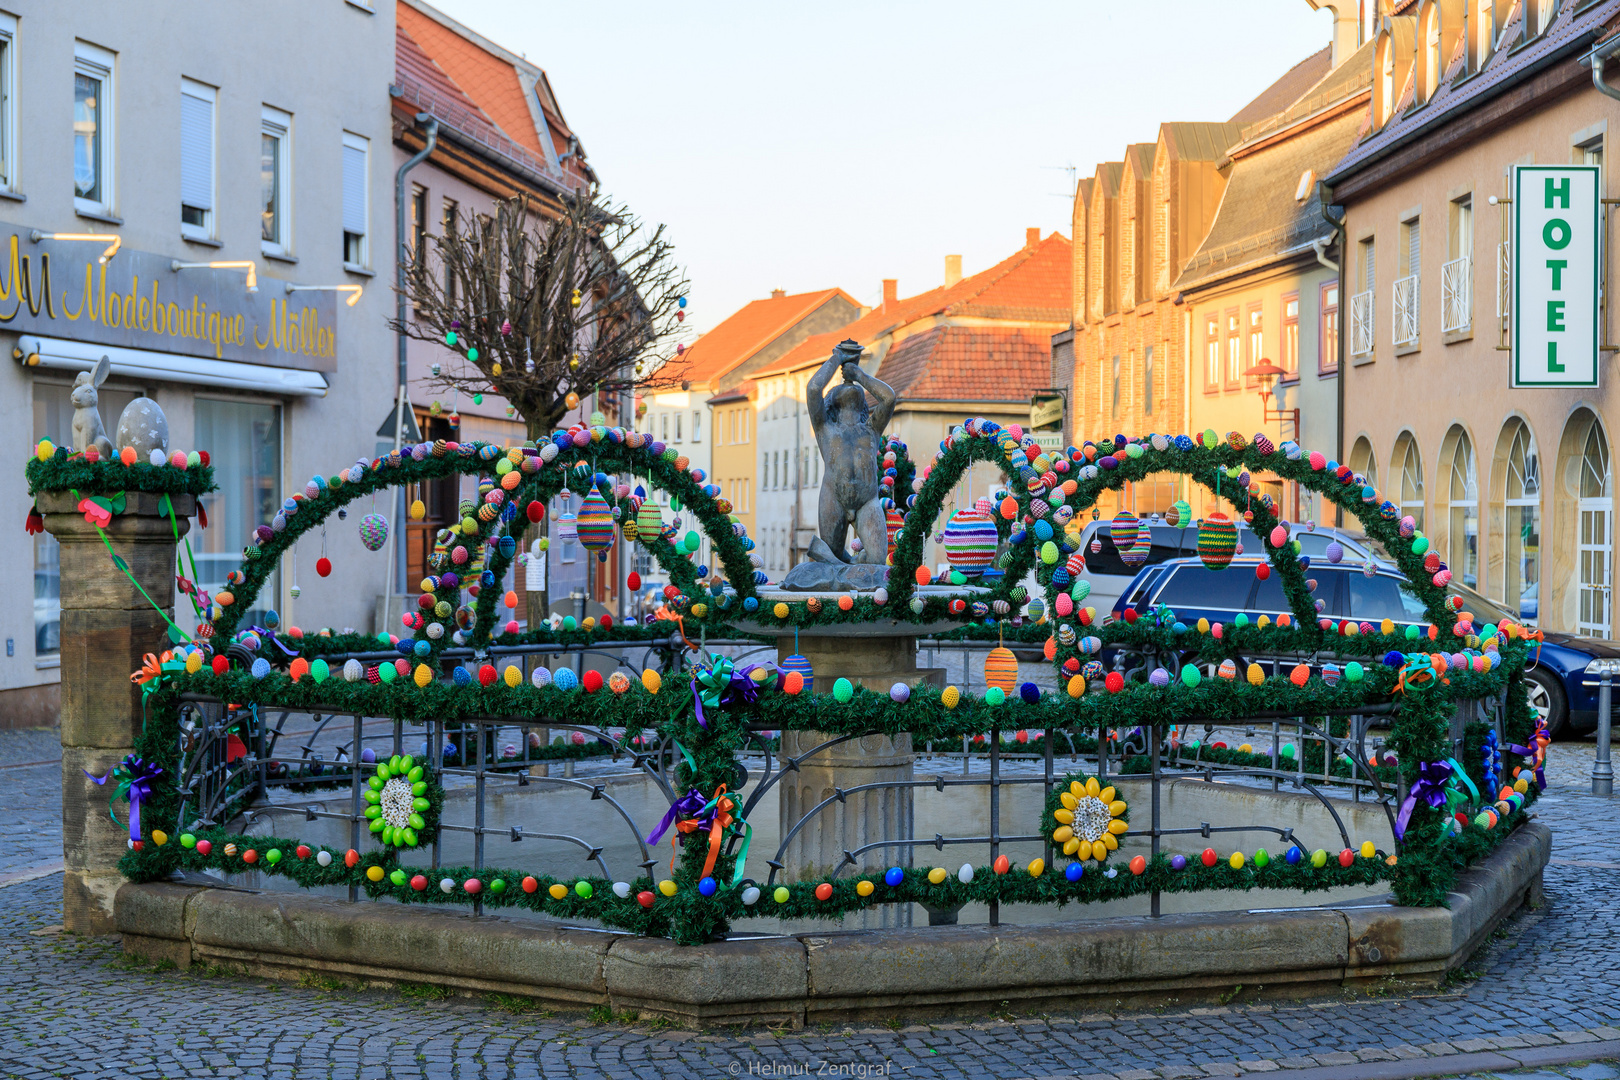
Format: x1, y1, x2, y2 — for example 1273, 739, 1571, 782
1512, 165, 1600, 388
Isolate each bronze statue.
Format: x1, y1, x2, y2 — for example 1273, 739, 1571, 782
805, 339, 897, 566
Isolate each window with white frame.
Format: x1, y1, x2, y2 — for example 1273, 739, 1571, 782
180, 79, 216, 238
691, 410, 702, 443
341, 132, 368, 267
260, 105, 291, 254
1443, 196, 1472, 334
1394, 217, 1420, 347
0, 15, 16, 192
74, 41, 115, 215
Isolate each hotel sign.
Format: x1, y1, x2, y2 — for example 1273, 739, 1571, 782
0, 223, 338, 372
1512, 165, 1600, 388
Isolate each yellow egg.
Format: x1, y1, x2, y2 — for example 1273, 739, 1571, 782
1380, 618, 1395, 636
1108, 800, 1126, 817
1066, 674, 1085, 697
941, 685, 960, 708
1239, 743, 1253, 753
366, 865, 385, 882
1052, 825, 1074, 844
504, 665, 521, 688
1229, 851, 1246, 869
855, 880, 875, 897
773, 602, 789, 619
1513, 777, 1530, 794
1063, 838, 1081, 855
151, 829, 169, 847
35, 439, 54, 462
549, 884, 568, 899
1085, 777, 1101, 797
410, 499, 426, 521
1196, 617, 1210, 634
414, 664, 433, 688
1053, 808, 1075, 825
642, 669, 662, 694
927, 867, 948, 885
1256, 614, 1270, 629
1360, 840, 1376, 859
1108, 819, 1129, 835
1245, 664, 1264, 686
185, 651, 203, 674
1027, 858, 1045, 878
582, 617, 596, 630
658, 879, 678, 897
1060, 791, 1078, 810
1099, 786, 1115, 803
773, 886, 790, 903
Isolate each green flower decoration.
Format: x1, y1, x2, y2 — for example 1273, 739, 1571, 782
364, 754, 440, 849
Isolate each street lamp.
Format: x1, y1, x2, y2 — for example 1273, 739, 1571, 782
285, 282, 363, 306
30, 229, 120, 264
170, 260, 258, 292
1243, 360, 1299, 439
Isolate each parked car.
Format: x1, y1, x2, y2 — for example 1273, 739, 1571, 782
1073, 516, 1382, 616
1109, 555, 1618, 738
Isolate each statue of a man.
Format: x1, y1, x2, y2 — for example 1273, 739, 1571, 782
806, 339, 897, 565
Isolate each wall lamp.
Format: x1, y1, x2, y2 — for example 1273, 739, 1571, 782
30, 230, 121, 264
286, 282, 363, 307
170, 260, 258, 292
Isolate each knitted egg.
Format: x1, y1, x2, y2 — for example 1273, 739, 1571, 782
885, 508, 905, 556
1082, 660, 1104, 680
1253, 434, 1275, 455
359, 513, 389, 551
556, 512, 578, 542
343, 658, 363, 682
1149, 667, 1169, 687
780, 654, 814, 693
1321, 663, 1340, 686
1168, 499, 1191, 528
531, 666, 552, 688
1245, 663, 1264, 686
1326, 541, 1344, 564
635, 502, 663, 540
1057, 623, 1077, 646
1197, 512, 1238, 570
1217, 659, 1237, 679
576, 491, 615, 552
984, 646, 1019, 693
942, 507, 998, 572
1290, 664, 1310, 687
1110, 512, 1142, 552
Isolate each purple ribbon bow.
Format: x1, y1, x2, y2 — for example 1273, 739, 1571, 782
248, 626, 300, 658
690, 660, 762, 730
1395, 758, 1453, 840
646, 787, 708, 845
84, 755, 163, 843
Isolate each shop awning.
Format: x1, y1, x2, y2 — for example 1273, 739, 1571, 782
17, 334, 329, 397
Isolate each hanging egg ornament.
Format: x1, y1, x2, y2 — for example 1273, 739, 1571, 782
1197, 511, 1237, 570
575, 490, 615, 553
984, 646, 1019, 694
1110, 511, 1141, 552
359, 514, 390, 552
941, 507, 998, 573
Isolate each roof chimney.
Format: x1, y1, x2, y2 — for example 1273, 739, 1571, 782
770, 288, 785, 299
944, 255, 962, 287
882, 279, 898, 309
1026, 227, 1042, 250
1305, 0, 1359, 69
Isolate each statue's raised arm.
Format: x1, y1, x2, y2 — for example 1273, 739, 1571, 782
806, 340, 860, 436
847, 363, 897, 434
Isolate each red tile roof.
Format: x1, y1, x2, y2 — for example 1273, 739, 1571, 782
875, 325, 1053, 403
751, 232, 1072, 378
398, 2, 547, 159
706, 379, 757, 406
664, 288, 859, 387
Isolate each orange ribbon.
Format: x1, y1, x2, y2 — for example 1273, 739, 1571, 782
131, 653, 164, 687
672, 783, 736, 881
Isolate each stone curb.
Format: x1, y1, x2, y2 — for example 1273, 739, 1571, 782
116, 821, 1550, 1028
1222, 1036, 1620, 1078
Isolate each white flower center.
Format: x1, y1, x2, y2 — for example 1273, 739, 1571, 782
381, 777, 415, 829
1074, 795, 1111, 842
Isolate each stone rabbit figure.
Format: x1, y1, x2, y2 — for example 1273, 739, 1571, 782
70, 355, 114, 460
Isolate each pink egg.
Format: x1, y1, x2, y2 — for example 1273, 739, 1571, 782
1309, 451, 1326, 470
1055, 594, 1074, 616
1269, 525, 1288, 547
170, 450, 188, 469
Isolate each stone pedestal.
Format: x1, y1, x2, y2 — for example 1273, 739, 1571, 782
777, 633, 939, 928
41, 490, 191, 935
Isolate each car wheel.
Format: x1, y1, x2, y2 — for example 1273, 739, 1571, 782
1524, 666, 1569, 739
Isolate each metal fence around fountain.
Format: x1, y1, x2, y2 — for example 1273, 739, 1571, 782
169, 637, 1507, 925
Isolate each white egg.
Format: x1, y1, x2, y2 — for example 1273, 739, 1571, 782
612, 881, 631, 899
741, 886, 761, 906
316, 850, 332, 867
957, 863, 974, 884
440, 878, 455, 894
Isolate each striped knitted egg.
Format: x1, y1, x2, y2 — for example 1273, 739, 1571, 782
1253, 434, 1275, 455
1227, 431, 1247, 452
576, 491, 616, 552
1197, 512, 1238, 570
1110, 512, 1142, 552
1030, 499, 1051, 519
886, 508, 905, 556
942, 508, 998, 572
984, 646, 1019, 693
635, 502, 663, 540
780, 654, 814, 693
556, 512, 578, 542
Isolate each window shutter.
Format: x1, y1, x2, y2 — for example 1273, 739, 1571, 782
342, 142, 367, 235
1407, 221, 1420, 278
180, 90, 212, 211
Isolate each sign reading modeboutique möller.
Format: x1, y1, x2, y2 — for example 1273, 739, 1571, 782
1512, 165, 1600, 389
0, 223, 338, 372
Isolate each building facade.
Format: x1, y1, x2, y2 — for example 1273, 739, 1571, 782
5, 0, 396, 726
1327, 0, 1620, 636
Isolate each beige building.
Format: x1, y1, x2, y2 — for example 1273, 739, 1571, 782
1326, 0, 1620, 635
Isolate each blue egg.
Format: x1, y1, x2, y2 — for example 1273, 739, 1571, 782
263, 609, 280, 628
1286, 846, 1304, 865
452, 667, 472, 686
743, 597, 759, 612
498, 536, 516, 558
481, 570, 495, 587
1064, 862, 1084, 882
396, 640, 414, 656
413, 639, 432, 657
884, 866, 905, 887
698, 876, 717, 897
552, 667, 579, 692
250, 657, 271, 679
696, 564, 709, 578
1019, 682, 1041, 704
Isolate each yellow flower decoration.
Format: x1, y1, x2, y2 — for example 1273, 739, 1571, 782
1048, 776, 1128, 862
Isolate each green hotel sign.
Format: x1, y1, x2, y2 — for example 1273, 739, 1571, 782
1512, 165, 1600, 388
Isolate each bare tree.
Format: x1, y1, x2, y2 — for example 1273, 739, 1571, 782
395, 185, 690, 440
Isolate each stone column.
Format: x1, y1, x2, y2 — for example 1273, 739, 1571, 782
778, 633, 937, 928
41, 490, 191, 934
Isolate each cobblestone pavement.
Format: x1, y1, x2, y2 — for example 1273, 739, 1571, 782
4, 728, 1618, 1080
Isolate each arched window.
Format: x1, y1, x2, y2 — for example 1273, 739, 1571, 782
1420, 3, 1441, 102
1445, 428, 1479, 587
1394, 433, 1425, 532
1377, 35, 1395, 126
1349, 435, 1379, 493
1493, 418, 1540, 622
1562, 410, 1612, 636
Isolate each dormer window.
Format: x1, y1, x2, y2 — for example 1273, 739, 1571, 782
1295, 169, 1315, 202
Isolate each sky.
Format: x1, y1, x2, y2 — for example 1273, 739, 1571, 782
432, 0, 1337, 338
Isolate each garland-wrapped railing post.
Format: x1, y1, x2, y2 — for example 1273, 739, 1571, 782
39, 490, 195, 933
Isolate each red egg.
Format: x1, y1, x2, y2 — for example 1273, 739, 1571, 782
1338, 848, 1355, 867
295, 845, 311, 859
211, 655, 229, 675
526, 501, 544, 522
344, 849, 359, 868
993, 855, 1011, 875
1122, 608, 1138, 624
464, 878, 482, 894
1104, 671, 1125, 693
522, 876, 539, 893
582, 670, 604, 693
815, 882, 834, 901
1129, 855, 1147, 875
195, 839, 212, 856
478, 664, 497, 686
243, 849, 258, 864
626, 571, 641, 591
637, 891, 655, 908
316, 557, 332, 577
411, 875, 428, 891
1201, 848, 1218, 867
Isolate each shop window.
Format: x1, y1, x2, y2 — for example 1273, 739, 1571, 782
195, 399, 282, 629
1446, 428, 1479, 588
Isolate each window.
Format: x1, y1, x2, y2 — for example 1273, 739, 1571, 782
1246, 305, 1263, 384
691, 410, 702, 443
1110, 355, 1120, 417
1443, 197, 1472, 333
34, 382, 137, 659
195, 399, 283, 629
74, 42, 115, 214
1494, 418, 1540, 622
260, 106, 292, 254
1446, 428, 1479, 588
1577, 135, 1603, 170
1225, 310, 1241, 386
1394, 217, 1420, 347
341, 132, 369, 267
1154, 564, 1256, 613
180, 79, 216, 237
1321, 283, 1340, 373
661, 413, 668, 442
673, 411, 682, 442
1204, 314, 1220, 390
1349, 435, 1379, 491
0, 15, 14, 191
441, 198, 458, 307
1143, 346, 1154, 417
1281, 294, 1299, 376
1352, 238, 1375, 357
409, 184, 427, 310
1420, 3, 1441, 103
1394, 432, 1424, 532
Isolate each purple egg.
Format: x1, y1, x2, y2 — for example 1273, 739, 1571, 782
360, 747, 376, 764
1170, 854, 1188, 871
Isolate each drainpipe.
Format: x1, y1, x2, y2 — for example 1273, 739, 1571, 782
1312, 235, 1339, 273
1589, 35, 1620, 102
383, 113, 438, 638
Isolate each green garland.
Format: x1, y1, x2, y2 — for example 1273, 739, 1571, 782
26, 449, 217, 498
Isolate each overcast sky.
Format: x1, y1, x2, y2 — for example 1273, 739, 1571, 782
432, 0, 1336, 337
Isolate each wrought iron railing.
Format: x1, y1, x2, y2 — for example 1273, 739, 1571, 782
1350, 289, 1374, 357
1441, 256, 1471, 333
1393, 273, 1420, 347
